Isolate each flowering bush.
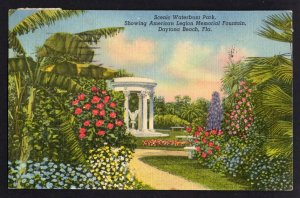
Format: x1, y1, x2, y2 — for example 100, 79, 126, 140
224, 81, 254, 138
70, 86, 136, 151
142, 139, 190, 147
8, 158, 100, 189
87, 145, 135, 190
190, 126, 223, 164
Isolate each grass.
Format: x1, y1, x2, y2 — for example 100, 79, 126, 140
140, 156, 252, 190
134, 180, 155, 190
136, 129, 190, 150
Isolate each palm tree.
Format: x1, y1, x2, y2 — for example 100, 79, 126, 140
8, 9, 123, 188
246, 12, 292, 159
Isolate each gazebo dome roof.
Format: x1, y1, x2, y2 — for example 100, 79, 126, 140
113, 77, 155, 83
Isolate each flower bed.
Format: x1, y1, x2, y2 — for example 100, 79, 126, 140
142, 139, 190, 147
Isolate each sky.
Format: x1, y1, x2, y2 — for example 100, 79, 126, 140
9, 10, 291, 102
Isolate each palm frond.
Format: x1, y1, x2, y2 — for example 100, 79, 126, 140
76, 27, 124, 45
8, 31, 26, 55
8, 57, 36, 73
262, 84, 292, 117
273, 64, 293, 85
257, 12, 292, 43
58, 111, 86, 164
11, 10, 85, 36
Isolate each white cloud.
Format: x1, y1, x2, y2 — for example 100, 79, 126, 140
100, 34, 157, 67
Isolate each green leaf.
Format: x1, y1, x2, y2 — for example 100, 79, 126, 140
11, 10, 85, 36
76, 27, 124, 45
8, 31, 26, 55
8, 57, 36, 73
37, 32, 94, 63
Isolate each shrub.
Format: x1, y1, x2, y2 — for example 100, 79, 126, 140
142, 139, 190, 147
87, 146, 135, 190
69, 86, 136, 152
154, 114, 189, 129
223, 81, 254, 138
191, 126, 223, 165
8, 158, 100, 189
206, 92, 222, 130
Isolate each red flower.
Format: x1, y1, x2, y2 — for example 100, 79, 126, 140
79, 128, 86, 134
110, 112, 117, 118
207, 149, 213, 155
95, 120, 104, 127
208, 141, 214, 147
74, 108, 82, 115
215, 145, 220, 151
96, 103, 104, 110
91, 86, 98, 93
204, 131, 209, 137
79, 133, 86, 139
194, 139, 199, 143
103, 96, 110, 104
196, 147, 201, 152
186, 126, 192, 133
194, 131, 200, 137
218, 130, 223, 136
197, 126, 203, 132
99, 110, 106, 116
97, 130, 106, 136
116, 120, 123, 127
72, 99, 79, 105
83, 103, 91, 110
202, 138, 207, 144
92, 109, 99, 116
109, 102, 116, 108
78, 94, 85, 101
211, 129, 217, 135
91, 96, 101, 104
83, 120, 90, 127
101, 90, 107, 95
201, 152, 207, 158
107, 123, 114, 129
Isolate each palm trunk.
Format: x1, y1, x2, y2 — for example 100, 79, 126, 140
17, 86, 36, 188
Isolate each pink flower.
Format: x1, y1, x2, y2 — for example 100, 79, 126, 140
97, 130, 105, 136
83, 103, 91, 110
91, 96, 101, 104
109, 102, 116, 108
194, 139, 199, 143
242, 98, 246, 102
101, 90, 107, 95
78, 94, 85, 101
74, 108, 82, 115
92, 109, 99, 116
208, 141, 214, 147
239, 89, 243, 93
96, 120, 104, 127
239, 81, 246, 86
235, 105, 240, 109
218, 130, 223, 136
215, 145, 220, 151
72, 99, 79, 105
246, 101, 250, 106
207, 149, 213, 155
201, 152, 207, 158
116, 120, 123, 127
194, 131, 200, 137
99, 110, 106, 116
244, 119, 248, 123
91, 86, 98, 93
186, 127, 192, 133
196, 147, 201, 152
202, 138, 207, 144
110, 112, 117, 118
197, 126, 204, 132
248, 89, 252, 93
211, 129, 217, 135
83, 120, 90, 127
238, 101, 242, 105
107, 123, 114, 129
204, 131, 210, 136
96, 103, 104, 110
103, 96, 110, 104
236, 124, 240, 129
79, 128, 86, 134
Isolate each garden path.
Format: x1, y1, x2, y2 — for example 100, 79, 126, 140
129, 149, 210, 190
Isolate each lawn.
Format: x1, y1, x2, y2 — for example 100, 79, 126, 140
140, 156, 252, 190
136, 129, 191, 150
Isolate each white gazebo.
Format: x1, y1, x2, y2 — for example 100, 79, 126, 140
111, 77, 168, 137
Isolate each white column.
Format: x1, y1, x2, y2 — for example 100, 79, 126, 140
149, 91, 154, 131
123, 91, 130, 129
142, 91, 148, 132
137, 92, 143, 131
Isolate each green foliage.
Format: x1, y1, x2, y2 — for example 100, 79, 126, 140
154, 114, 189, 129
87, 146, 135, 190
8, 158, 100, 189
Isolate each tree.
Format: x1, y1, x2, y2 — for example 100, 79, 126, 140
246, 12, 292, 159
206, 92, 223, 130
8, 9, 123, 188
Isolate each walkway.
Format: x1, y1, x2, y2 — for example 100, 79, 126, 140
129, 149, 210, 190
